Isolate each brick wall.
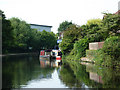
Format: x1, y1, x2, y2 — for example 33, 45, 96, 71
89, 42, 104, 50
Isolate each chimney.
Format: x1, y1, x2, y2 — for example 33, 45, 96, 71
118, 1, 120, 10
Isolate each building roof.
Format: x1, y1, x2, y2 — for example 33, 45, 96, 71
30, 24, 52, 28
114, 10, 120, 15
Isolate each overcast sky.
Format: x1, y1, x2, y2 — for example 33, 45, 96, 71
1, 0, 120, 33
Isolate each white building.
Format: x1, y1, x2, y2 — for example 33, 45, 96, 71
30, 24, 52, 32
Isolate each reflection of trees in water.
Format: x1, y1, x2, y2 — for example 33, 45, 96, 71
2, 54, 55, 89
60, 61, 120, 88
85, 63, 120, 88
101, 68, 120, 88
59, 65, 82, 88
69, 62, 102, 88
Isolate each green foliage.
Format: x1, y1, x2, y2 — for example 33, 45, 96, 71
78, 19, 103, 43
102, 36, 120, 59
1, 10, 14, 53
9, 17, 33, 52
101, 36, 120, 67
86, 50, 103, 65
89, 36, 120, 68
9, 17, 57, 52
101, 13, 120, 39
85, 24, 103, 42
86, 18, 102, 25
2, 11, 57, 53
86, 50, 97, 60
59, 13, 120, 67
72, 38, 89, 60
59, 24, 81, 54
58, 21, 73, 32
40, 30, 57, 49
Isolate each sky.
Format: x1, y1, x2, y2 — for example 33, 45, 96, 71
0, 0, 120, 33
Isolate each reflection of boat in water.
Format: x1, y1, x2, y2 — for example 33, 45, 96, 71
40, 58, 62, 68
40, 59, 56, 68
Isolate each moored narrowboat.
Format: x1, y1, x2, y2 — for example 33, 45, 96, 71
39, 50, 52, 60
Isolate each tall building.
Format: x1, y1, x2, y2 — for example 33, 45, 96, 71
30, 24, 52, 32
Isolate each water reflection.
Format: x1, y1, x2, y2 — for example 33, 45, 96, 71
2, 54, 41, 89
59, 65, 82, 88
40, 59, 56, 68
2, 54, 66, 89
85, 63, 104, 84
89, 72, 103, 84
3, 54, 120, 89
60, 61, 120, 88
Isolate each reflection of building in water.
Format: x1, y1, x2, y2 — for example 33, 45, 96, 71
89, 72, 103, 84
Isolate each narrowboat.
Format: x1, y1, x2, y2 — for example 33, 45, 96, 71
39, 50, 52, 60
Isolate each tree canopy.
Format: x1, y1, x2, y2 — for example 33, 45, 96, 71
86, 18, 102, 26
2, 10, 57, 53
1, 10, 14, 53
58, 21, 73, 32
59, 13, 120, 58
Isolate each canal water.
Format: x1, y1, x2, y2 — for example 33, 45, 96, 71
2, 54, 120, 89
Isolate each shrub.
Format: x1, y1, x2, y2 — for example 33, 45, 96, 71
86, 49, 103, 65
59, 24, 81, 55
86, 50, 97, 60
101, 36, 120, 67
102, 36, 120, 60
72, 38, 89, 60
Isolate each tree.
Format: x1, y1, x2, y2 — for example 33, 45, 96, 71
82, 19, 103, 42
86, 18, 102, 26
10, 17, 57, 52
58, 21, 73, 32
59, 24, 81, 54
1, 10, 14, 53
101, 13, 120, 39
100, 36, 120, 68
40, 30, 57, 49
9, 17, 34, 52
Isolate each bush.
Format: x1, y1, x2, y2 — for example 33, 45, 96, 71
101, 36, 120, 67
85, 36, 120, 67
59, 24, 81, 55
102, 36, 120, 60
86, 50, 97, 60
72, 38, 89, 60
86, 50, 103, 65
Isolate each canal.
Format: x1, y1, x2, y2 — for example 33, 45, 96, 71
2, 54, 120, 89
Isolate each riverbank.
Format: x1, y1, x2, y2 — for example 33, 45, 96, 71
0, 52, 38, 57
